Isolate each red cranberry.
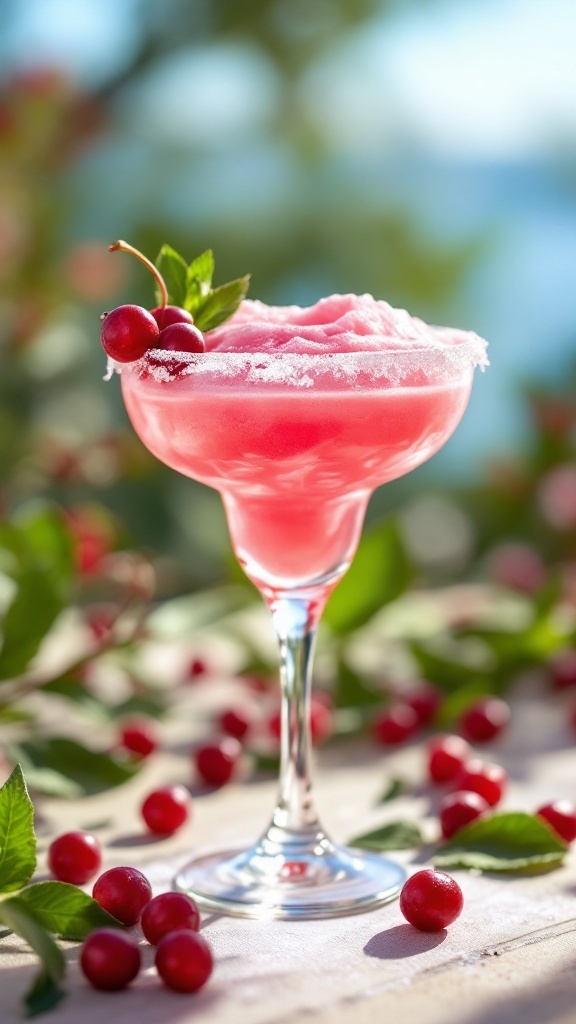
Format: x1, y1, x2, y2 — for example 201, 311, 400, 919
373, 704, 419, 745
141, 892, 200, 945
80, 929, 141, 991
150, 305, 194, 330
439, 791, 490, 839
459, 697, 510, 744
427, 735, 471, 784
400, 869, 463, 931
92, 866, 152, 926
155, 930, 213, 993
405, 683, 442, 725
48, 831, 102, 885
100, 304, 159, 362
219, 707, 253, 740
454, 759, 507, 807
268, 697, 333, 745
537, 800, 576, 843
159, 322, 205, 353
187, 657, 208, 681
141, 784, 191, 835
549, 650, 576, 689
194, 737, 241, 786
119, 717, 158, 759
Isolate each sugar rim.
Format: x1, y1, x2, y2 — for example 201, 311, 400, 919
110, 333, 488, 387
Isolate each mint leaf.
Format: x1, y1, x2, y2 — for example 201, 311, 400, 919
376, 777, 410, 804
11, 737, 139, 797
0, 509, 74, 680
194, 276, 250, 332
434, 812, 568, 873
350, 820, 424, 852
16, 881, 123, 941
0, 765, 36, 893
155, 245, 188, 307
184, 249, 215, 310
0, 898, 65, 1016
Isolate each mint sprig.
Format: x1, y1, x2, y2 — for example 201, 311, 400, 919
434, 812, 568, 873
155, 244, 250, 332
0, 766, 122, 1017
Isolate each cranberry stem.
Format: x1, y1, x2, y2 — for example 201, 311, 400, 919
109, 239, 168, 309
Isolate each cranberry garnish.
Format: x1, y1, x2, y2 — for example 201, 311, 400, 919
155, 930, 213, 993
373, 704, 419, 746
194, 737, 241, 786
427, 735, 471, 784
400, 869, 463, 932
159, 322, 205, 353
454, 759, 507, 807
48, 831, 102, 885
150, 305, 194, 329
537, 800, 576, 843
405, 683, 442, 725
100, 304, 159, 362
80, 929, 141, 991
459, 697, 510, 744
439, 790, 490, 839
119, 716, 158, 759
141, 892, 200, 945
92, 866, 152, 926
141, 784, 191, 835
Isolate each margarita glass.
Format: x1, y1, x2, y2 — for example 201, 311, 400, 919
116, 294, 487, 919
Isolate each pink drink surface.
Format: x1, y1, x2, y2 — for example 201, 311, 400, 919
120, 295, 485, 590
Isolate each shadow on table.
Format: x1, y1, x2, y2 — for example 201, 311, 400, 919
364, 923, 446, 960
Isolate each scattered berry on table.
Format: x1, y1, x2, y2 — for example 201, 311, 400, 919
454, 759, 507, 808
219, 707, 253, 741
537, 800, 576, 843
141, 892, 200, 945
372, 704, 419, 746
458, 697, 510, 744
427, 735, 471, 784
48, 831, 102, 885
439, 790, 490, 839
405, 683, 442, 725
141, 784, 191, 835
400, 869, 463, 932
268, 696, 334, 745
155, 930, 214, 993
80, 929, 141, 991
150, 305, 194, 329
100, 304, 159, 362
159, 322, 205, 353
194, 737, 242, 786
92, 865, 152, 926
119, 716, 158, 759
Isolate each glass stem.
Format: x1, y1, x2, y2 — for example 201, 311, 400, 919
267, 592, 327, 838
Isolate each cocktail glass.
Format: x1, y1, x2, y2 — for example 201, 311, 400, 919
118, 334, 486, 919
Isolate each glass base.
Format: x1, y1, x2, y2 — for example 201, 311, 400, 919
174, 826, 406, 920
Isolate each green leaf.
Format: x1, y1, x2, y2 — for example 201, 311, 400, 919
325, 520, 413, 634
155, 245, 188, 307
194, 276, 250, 332
409, 640, 494, 694
184, 249, 215, 310
10, 738, 139, 797
0, 765, 36, 893
375, 777, 409, 804
349, 820, 424, 852
434, 812, 568, 873
332, 658, 382, 709
0, 508, 74, 680
0, 897, 65, 1016
16, 882, 123, 941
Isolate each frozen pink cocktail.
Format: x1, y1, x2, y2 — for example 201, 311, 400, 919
121, 293, 486, 595
116, 291, 487, 920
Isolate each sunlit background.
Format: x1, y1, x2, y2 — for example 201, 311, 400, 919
1, 0, 575, 586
